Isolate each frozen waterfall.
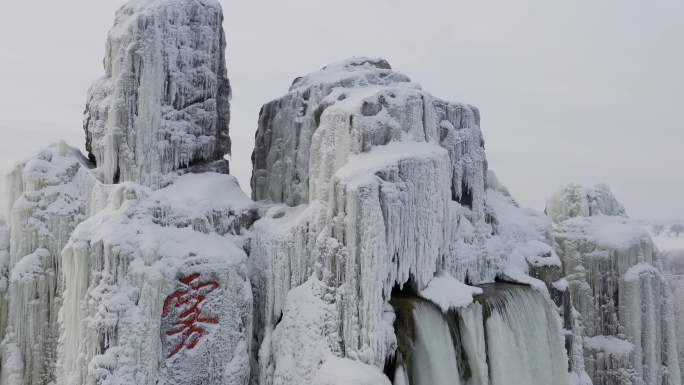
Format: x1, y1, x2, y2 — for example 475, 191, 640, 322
483, 285, 568, 385
390, 283, 568, 385
411, 301, 462, 385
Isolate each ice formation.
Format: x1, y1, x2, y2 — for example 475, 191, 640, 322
84, 0, 232, 188
548, 183, 681, 385
248, 58, 570, 384
2, 0, 677, 383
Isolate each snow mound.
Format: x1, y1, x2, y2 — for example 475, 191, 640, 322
313, 356, 391, 385
624, 262, 661, 281
584, 335, 634, 355
419, 273, 482, 312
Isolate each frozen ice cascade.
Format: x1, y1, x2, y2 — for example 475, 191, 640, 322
1, 0, 677, 384
391, 283, 568, 385
548, 184, 681, 385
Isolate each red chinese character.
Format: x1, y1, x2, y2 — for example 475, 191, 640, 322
162, 273, 219, 358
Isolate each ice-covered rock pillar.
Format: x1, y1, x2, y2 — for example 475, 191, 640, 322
548, 184, 681, 385
85, 0, 232, 188
249, 57, 496, 383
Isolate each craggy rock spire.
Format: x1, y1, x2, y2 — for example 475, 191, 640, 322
84, 0, 232, 188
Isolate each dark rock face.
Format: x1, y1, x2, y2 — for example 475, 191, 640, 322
84, 0, 231, 188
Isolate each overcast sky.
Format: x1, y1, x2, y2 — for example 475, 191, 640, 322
1, 0, 682, 220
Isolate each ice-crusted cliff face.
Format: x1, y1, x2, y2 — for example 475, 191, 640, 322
249, 58, 569, 385
548, 184, 681, 385
85, 0, 232, 188
0, 142, 99, 385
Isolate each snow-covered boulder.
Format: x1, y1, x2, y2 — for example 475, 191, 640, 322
549, 184, 681, 385
58, 173, 253, 385
85, 0, 232, 188
0, 142, 98, 385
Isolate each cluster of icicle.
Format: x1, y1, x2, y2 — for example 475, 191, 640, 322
548, 183, 681, 385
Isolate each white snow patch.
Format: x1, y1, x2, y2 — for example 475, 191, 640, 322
552, 278, 569, 291
151, 172, 252, 213
312, 356, 391, 385
9, 248, 49, 283
584, 335, 634, 354
419, 273, 482, 312
624, 262, 660, 281
334, 140, 447, 184
560, 215, 650, 251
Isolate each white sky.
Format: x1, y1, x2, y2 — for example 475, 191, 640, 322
1, 0, 683, 219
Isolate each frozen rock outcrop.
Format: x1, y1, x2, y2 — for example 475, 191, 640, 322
249, 58, 569, 384
549, 184, 681, 385
85, 0, 232, 188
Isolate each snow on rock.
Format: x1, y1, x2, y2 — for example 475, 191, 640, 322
419, 273, 482, 312
312, 356, 391, 385
85, 0, 231, 188
546, 183, 626, 223
58, 172, 253, 385
266, 276, 341, 385
485, 188, 560, 291
0, 141, 98, 385
584, 335, 634, 355
549, 184, 681, 385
